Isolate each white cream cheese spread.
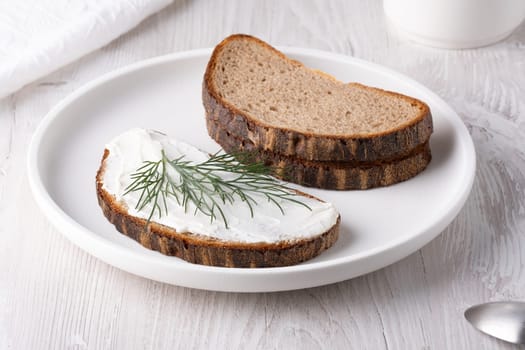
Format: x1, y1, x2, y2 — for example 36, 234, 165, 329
102, 128, 339, 244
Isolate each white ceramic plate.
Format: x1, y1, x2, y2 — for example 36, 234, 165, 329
27, 48, 476, 292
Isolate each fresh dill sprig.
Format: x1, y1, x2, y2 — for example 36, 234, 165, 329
123, 150, 311, 228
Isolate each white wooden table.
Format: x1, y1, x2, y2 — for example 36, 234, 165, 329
1, 1, 524, 348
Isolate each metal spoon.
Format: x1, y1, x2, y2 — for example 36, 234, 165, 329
465, 301, 525, 344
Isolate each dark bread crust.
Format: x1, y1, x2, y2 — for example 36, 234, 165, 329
203, 34, 433, 162
96, 150, 340, 268
207, 119, 432, 190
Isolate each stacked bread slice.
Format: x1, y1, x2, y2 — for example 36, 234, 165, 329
203, 34, 433, 190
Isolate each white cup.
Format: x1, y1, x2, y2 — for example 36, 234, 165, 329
384, 0, 525, 49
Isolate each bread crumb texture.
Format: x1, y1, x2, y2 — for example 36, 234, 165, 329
211, 37, 425, 135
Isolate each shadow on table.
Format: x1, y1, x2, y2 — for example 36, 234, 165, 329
507, 20, 525, 44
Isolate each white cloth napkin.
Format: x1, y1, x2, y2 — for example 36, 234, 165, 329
0, 0, 173, 98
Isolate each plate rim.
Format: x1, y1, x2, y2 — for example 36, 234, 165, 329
27, 47, 476, 291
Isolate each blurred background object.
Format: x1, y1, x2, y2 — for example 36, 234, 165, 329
384, 0, 525, 48
0, 0, 173, 98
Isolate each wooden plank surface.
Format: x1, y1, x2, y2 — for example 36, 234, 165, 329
1, 0, 524, 348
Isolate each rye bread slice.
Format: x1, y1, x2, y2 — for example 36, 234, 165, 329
207, 119, 432, 190
96, 149, 340, 268
203, 34, 433, 162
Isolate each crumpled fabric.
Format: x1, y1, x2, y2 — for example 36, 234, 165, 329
0, 0, 173, 98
